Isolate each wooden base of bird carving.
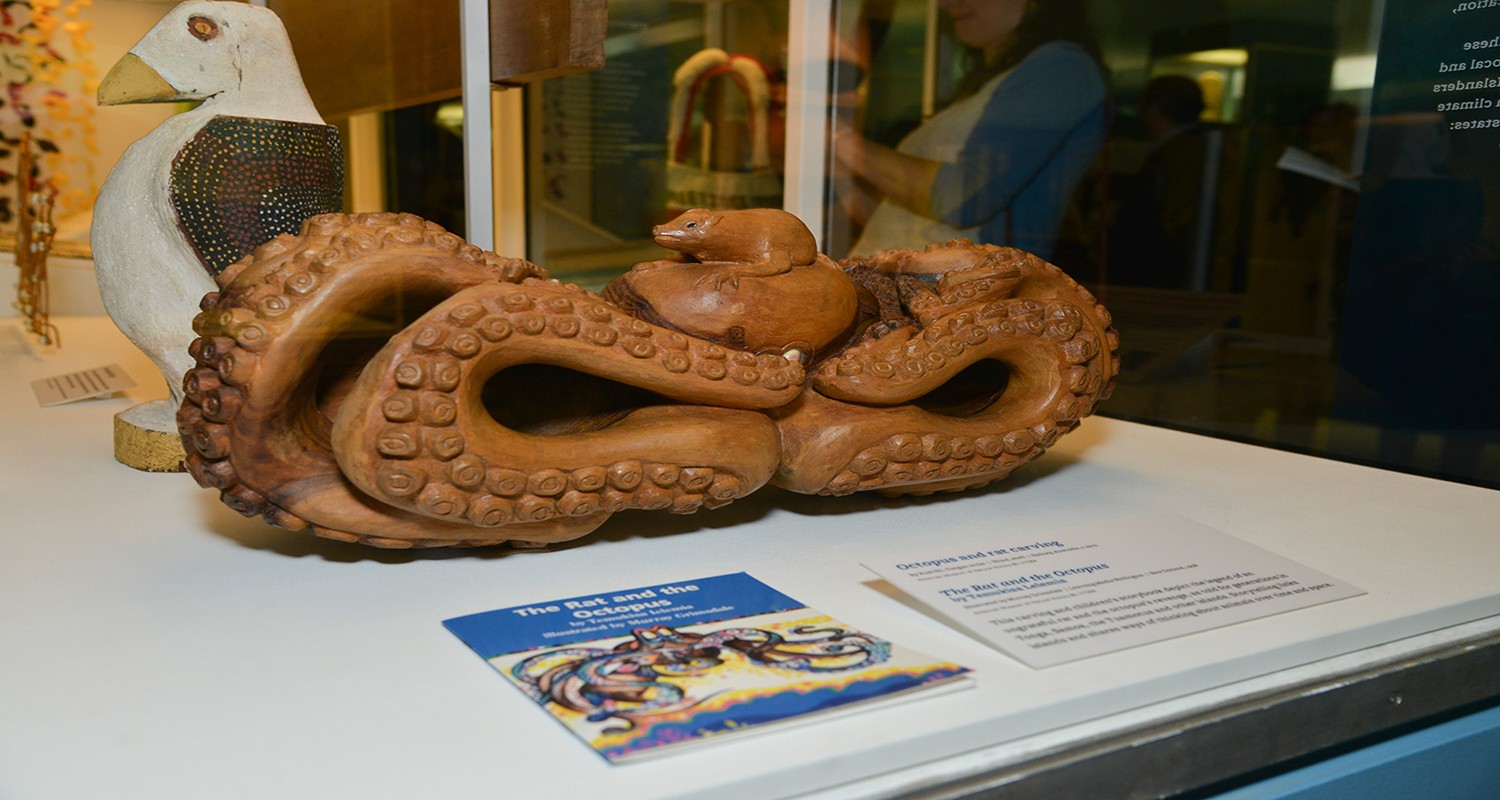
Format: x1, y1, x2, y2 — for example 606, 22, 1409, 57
115, 403, 189, 472
179, 210, 1117, 548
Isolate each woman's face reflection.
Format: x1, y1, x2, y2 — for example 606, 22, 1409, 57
938, 0, 1028, 55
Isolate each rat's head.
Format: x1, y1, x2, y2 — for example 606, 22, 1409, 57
653, 209, 722, 252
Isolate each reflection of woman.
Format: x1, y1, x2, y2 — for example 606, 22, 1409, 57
836, 0, 1108, 260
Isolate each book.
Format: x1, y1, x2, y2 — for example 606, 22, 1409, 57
443, 572, 972, 762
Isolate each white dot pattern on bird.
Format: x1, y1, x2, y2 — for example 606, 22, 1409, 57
169, 115, 344, 276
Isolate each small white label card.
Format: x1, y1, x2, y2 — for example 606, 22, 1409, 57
31, 364, 137, 407
865, 514, 1365, 668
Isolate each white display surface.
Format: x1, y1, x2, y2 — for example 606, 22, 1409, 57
3, 317, 1499, 800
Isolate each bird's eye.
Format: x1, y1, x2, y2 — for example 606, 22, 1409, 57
188, 16, 219, 41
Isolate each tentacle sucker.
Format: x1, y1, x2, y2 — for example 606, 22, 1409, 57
179, 216, 1116, 548
772, 241, 1117, 497
178, 212, 593, 548
331, 279, 799, 533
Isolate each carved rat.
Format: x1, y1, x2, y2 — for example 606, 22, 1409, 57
647, 208, 818, 291
605, 208, 858, 361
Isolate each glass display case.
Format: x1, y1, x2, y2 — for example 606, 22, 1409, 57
507, 0, 1498, 491
467, 0, 1495, 489
12, 1, 1492, 488
4, 2, 1499, 797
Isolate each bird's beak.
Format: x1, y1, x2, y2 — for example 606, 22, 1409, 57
97, 53, 180, 106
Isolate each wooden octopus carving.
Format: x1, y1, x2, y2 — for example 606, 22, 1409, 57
179, 210, 1116, 548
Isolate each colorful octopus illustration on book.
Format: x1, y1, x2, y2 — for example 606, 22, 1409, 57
510, 623, 891, 731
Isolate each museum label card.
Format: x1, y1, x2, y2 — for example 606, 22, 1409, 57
864, 514, 1365, 668
31, 364, 136, 406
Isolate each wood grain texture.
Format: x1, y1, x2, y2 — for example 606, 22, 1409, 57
331, 280, 794, 533
604, 210, 858, 361
489, 0, 606, 85
773, 242, 1118, 497
115, 409, 187, 472
269, 0, 462, 118
180, 213, 557, 548
179, 211, 1116, 548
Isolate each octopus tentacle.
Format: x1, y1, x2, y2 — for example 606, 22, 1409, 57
814, 295, 1101, 406
773, 242, 1117, 497
178, 211, 590, 548
180, 216, 1115, 547
331, 279, 799, 532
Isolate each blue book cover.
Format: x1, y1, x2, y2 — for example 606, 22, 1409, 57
444, 572, 971, 762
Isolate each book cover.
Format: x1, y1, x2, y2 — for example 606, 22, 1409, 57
443, 572, 971, 762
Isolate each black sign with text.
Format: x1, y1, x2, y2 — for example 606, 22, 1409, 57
1338, 0, 1500, 430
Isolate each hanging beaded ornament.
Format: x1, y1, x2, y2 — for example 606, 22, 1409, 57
13, 133, 60, 346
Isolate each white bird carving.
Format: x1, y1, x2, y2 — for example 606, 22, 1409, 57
92, 0, 341, 459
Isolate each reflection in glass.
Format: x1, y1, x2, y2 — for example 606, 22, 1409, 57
828, 0, 1498, 488
282, 0, 1498, 489
384, 99, 468, 237
530, 0, 791, 290
830, 0, 1109, 262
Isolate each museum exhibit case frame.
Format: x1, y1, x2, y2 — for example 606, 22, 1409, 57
3, 0, 1499, 798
